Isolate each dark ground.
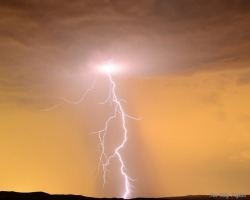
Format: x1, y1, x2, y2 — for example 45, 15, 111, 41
0, 192, 249, 200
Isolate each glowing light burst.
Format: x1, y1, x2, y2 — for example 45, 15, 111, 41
100, 61, 115, 73
44, 61, 141, 199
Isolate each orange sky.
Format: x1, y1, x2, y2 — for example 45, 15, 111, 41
1, 0, 250, 198
1, 68, 250, 197
128, 68, 250, 196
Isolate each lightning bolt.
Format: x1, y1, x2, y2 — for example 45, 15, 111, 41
43, 62, 141, 199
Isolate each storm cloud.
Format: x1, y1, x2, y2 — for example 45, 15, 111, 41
1, 0, 250, 104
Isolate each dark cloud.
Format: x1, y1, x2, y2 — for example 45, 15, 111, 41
1, 0, 250, 104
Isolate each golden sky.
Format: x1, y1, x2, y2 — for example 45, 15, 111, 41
128, 69, 250, 196
1, 0, 250, 198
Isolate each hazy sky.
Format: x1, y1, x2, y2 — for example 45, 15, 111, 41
1, 0, 250, 198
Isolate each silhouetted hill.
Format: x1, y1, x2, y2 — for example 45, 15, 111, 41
0, 191, 249, 200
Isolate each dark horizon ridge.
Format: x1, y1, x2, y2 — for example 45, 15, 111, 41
0, 191, 249, 200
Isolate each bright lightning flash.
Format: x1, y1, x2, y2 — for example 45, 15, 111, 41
100, 62, 115, 73
94, 70, 138, 199
44, 61, 140, 199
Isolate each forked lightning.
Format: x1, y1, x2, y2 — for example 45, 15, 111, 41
44, 61, 141, 199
